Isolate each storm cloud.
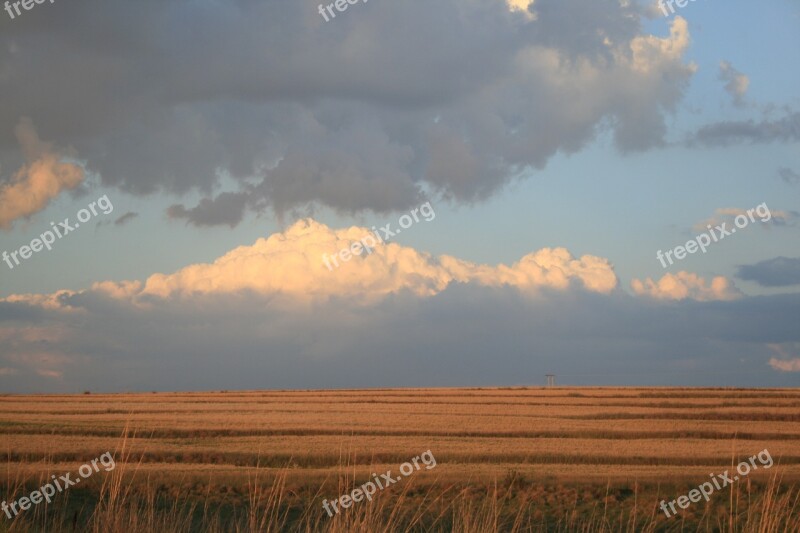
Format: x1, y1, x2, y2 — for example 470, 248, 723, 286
0, 0, 696, 225
737, 257, 800, 287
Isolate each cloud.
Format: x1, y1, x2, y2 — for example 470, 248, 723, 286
507, 0, 535, 18
769, 357, 800, 372
767, 343, 800, 372
4, 219, 800, 391
0, 329, 75, 381
770, 358, 800, 372
630, 271, 741, 301
167, 193, 248, 228
36, 369, 64, 379
97, 211, 139, 228
691, 205, 794, 232
0, 1, 695, 223
84, 219, 618, 303
737, 257, 800, 287
0, 118, 86, 230
779, 167, 800, 185
2, 274, 799, 392
718, 61, 749, 106
90, 280, 143, 301
2, 290, 81, 312
113, 211, 139, 226
688, 111, 800, 147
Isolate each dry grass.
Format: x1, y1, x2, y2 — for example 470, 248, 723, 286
1, 387, 799, 531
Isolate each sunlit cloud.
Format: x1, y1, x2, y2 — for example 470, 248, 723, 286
630, 271, 741, 301
80, 219, 619, 304
0, 118, 86, 230
767, 343, 800, 372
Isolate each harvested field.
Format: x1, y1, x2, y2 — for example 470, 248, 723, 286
1, 387, 798, 532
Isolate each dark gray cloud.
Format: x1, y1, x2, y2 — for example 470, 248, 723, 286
98, 211, 138, 228
1, 285, 799, 392
779, 167, 800, 185
689, 111, 800, 147
0, 0, 695, 226
737, 257, 800, 287
0, 300, 42, 321
167, 192, 248, 228
114, 211, 139, 226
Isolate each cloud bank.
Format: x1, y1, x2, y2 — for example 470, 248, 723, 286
0, 1, 696, 223
2, 220, 792, 392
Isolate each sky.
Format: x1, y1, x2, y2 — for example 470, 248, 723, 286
0, 0, 798, 392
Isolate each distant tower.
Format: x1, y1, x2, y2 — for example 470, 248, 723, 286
545, 374, 556, 387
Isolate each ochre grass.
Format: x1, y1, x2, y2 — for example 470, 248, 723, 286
0, 387, 798, 531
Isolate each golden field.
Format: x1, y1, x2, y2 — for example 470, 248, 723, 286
1, 387, 799, 532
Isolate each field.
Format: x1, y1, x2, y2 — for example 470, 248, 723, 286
1, 387, 799, 532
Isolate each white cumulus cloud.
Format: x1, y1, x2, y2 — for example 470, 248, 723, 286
631, 271, 741, 301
